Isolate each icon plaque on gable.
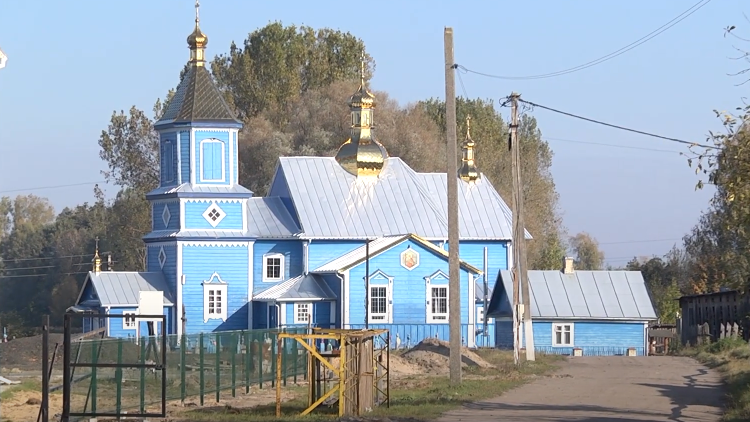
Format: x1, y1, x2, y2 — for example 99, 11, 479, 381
400, 246, 420, 271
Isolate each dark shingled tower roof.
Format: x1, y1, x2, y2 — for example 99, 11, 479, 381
155, 66, 241, 127
155, 1, 241, 128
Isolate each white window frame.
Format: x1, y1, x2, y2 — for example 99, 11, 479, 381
294, 302, 311, 324
123, 311, 137, 330
552, 322, 574, 347
202, 272, 228, 323
477, 306, 485, 325
369, 284, 392, 324
263, 253, 284, 282
425, 270, 449, 323
199, 138, 226, 183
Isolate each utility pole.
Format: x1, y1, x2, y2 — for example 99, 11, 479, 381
444, 27, 462, 384
509, 93, 535, 363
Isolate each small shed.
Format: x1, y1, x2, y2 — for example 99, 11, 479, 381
487, 261, 658, 356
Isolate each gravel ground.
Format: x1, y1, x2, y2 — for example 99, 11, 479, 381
435, 356, 725, 422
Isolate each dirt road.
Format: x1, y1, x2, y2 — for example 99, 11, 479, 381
436, 356, 725, 422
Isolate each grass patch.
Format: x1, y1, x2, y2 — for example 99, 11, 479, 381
679, 337, 750, 422
176, 349, 562, 422
0, 379, 40, 401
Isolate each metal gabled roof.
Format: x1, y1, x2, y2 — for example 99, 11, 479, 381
254, 273, 337, 301
276, 156, 519, 240
489, 270, 658, 320
77, 271, 175, 307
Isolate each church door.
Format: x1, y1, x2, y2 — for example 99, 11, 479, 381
268, 304, 279, 329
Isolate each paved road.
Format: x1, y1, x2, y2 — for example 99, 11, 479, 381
436, 356, 725, 422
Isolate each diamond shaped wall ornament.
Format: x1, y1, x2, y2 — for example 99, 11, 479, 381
202, 202, 226, 228
162, 205, 171, 227
400, 246, 420, 271
158, 246, 167, 269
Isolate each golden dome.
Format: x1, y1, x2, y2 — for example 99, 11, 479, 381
459, 115, 479, 182
188, 25, 208, 50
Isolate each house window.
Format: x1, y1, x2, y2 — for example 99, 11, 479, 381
477, 306, 485, 324
199, 138, 225, 182
428, 286, 449, 323
294, 303, 311, 324
163, 140, 174, 183
552, 323, 574, 347
263, 253, 284, 281
123, 312, 137, 330
370, 286, 389, 322
202, 272, 228, 323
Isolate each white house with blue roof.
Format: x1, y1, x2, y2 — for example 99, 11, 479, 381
75, 6, 518, 348
487, 258, 658, 356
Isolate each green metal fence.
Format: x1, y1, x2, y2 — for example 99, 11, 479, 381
67, 327, 309, 416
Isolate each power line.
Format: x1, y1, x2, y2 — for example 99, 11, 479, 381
0, 180, 107, 195
456, 0, 712, 80
599, 238, 682, 246
0, 253, 96, 263
0, 271, 90, 280
512, 97, 719, 150
1, 261, 104, 272
545, 136, 686, 154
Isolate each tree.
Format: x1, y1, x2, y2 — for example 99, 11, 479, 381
211, 22, 372, 125
626, 252, 684, 323
419, 97, 567, 270
569, 232, 605, 270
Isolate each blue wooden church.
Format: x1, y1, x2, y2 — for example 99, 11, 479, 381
76, 6, 658, 355
74, 7, 514, 348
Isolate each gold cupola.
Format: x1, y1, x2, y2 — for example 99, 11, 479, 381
92, 237, 101, 274
458, 115, 479, 182
334, 56, 389, 177
187, 0, 208, 66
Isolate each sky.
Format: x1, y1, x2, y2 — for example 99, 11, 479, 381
0, 0, 744, 266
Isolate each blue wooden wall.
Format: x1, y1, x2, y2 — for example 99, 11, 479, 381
182, 244, 249, 333
146, 243, 177, 295
151, 201, 180, 231
194, 130, 231, 186
252, 240, 303, 295
347, 239, 474, 326
183, 200, 244, 230
307, 240, 362, 271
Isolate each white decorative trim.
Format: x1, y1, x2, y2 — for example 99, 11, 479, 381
242, 197, 247, 232
279, 303, 287, 326
202, 201, 226, 227
262, 253, 285, 282
123, 311, 137, 330
343, 271, 350, 326
425, 270, 449, 324
158, 246, 167, 269
202, 272, 228, 323
184, 198, 243, 204
229, 130, 236, 186
552, 322, 574, 347
182, 241, 248, 247
468, 274, 475, 325
176, 242, 183, 339
400, 245, 420, 271
146, 242, 178, 248
294, 302, 311, 324
367, 270, 393, 324
162, 205, 171, 228
180, 200, 186, 230
247, 240, 254, 330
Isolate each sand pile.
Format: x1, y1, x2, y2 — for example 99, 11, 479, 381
401, 338, 494, 374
